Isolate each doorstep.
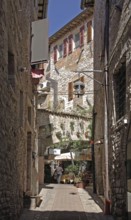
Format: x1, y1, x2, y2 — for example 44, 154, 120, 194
23, 195, 42, 209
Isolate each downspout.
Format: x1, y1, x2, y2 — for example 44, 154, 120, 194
104, 0, 110, 214
91, 107, 96, 193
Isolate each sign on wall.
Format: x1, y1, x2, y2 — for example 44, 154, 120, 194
48, 148, 61, 155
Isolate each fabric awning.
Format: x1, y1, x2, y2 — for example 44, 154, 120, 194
31, 69, 44, 78
31, 18, 48, 64
54, 152, 75, 161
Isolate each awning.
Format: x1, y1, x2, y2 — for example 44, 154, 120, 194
54, 152, 75, 161
31, 69, 44, 78
31, 18, 48, 64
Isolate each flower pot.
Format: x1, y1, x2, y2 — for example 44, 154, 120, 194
75, 181, 86, 189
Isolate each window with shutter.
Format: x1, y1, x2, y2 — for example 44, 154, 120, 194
68, 35, 73, 54
74, 33, 80, 48
80, 76, 84, 83
80, 26, 84, 47
63, 38, 67, 57
58, 44, 63, 59
68, 82, 73, 101
54, 45, 57, 63
87, 21, 92, 42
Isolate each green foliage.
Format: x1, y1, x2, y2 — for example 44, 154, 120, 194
65, 164, 79, 175
70, 121, 75, 131
70, 140, 88, 151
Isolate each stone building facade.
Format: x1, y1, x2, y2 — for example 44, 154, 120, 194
37, 8, 94, 184
0, 0, 48, 219
46, 9, 94, 114
92, 0, 131, 219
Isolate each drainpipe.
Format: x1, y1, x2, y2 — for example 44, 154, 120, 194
91, 107, 96, 193
104, 0, 110, 215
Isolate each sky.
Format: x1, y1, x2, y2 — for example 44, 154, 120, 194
48, 0, 82, 36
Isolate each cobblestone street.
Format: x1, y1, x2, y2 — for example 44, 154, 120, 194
19, 184, 114, 220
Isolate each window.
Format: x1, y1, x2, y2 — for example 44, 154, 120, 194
68, 77, 84, 101
87, 21, 92, 42
114, 62, 126, 120
80, 76, 84, 83
68, 35, 73, 54
8, 52, 15, 75
68, 82, 73, 101
19, 91, 23, 126
28, 106, 31, 125
74, 33, 80, 48
34, 0, 37, 7
54, 45, 57, 63
80, 26, 84, 47
63, 38, 68, 57
8, 51, 16, 88
58, 44, 63, 59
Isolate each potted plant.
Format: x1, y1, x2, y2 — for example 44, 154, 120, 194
74, 172, 90, 188
74, 175, 86, 188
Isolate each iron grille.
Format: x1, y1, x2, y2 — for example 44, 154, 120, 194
114, 63, 126, 120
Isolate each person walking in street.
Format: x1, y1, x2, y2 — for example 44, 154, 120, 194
55, 164, 63, 184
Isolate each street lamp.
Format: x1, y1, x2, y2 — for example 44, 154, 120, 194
74, 80, 85, 97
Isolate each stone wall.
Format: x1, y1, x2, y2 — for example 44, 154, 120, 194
109, 1, 131, 219
44, 12, 94, 114
93, 0, 106, 196
0, 0, 38, 219
37, 109, 92, 154
94, 0, 131, 219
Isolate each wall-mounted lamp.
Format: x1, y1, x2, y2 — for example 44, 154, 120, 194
32, 151, 37, 160
73, 69, 103, 97
74, 80, 85, 97
123, 116, 128, 125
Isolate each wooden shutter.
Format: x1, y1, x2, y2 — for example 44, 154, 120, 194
68, 82, 73, 101
80, 76, 84, 82
54, 45, 57, 63
68, 35, 73, 54
87, 21, 92, 42
80, 26, 84, 47
63, 38, 67, 57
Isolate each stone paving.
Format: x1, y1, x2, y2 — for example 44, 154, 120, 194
19, 184, 114, 220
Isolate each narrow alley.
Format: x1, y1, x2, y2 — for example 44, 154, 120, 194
19, 184, 113, 220
0, 0, 131, 220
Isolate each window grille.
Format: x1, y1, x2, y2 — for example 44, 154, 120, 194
114, 63, 126, 120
